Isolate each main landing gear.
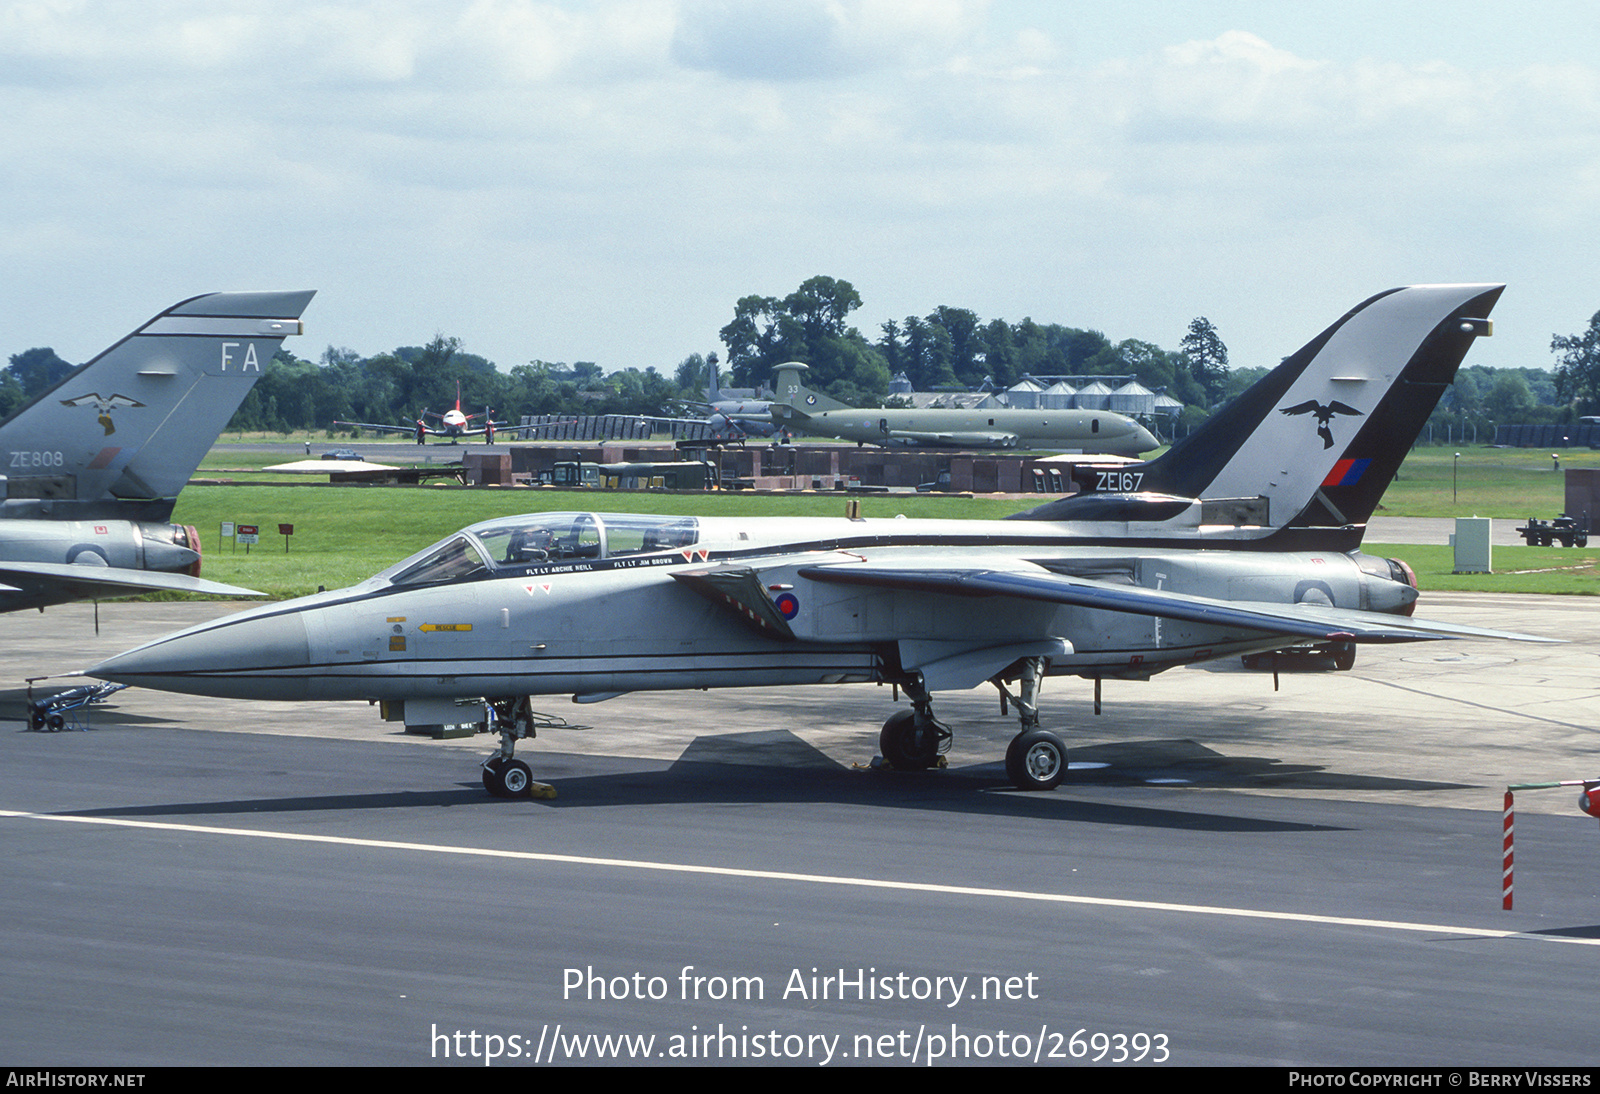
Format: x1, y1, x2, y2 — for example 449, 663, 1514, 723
881, 657, 1070, 792
877, 677, 952, 771
481, 697, 558, 799
993, 656, 1067, 791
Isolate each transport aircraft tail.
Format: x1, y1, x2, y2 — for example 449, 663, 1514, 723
769, 361, 853, 422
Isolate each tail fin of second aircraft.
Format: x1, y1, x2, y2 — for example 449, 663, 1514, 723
1014, 284, 1503, 534
768, 361, 853, 424
0, 291, 315, 520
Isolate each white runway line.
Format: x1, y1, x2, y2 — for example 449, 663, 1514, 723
7, 808, 1596, 947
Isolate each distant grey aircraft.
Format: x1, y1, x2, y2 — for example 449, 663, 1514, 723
90, 285, 1540, 796
683, 357, 780, 438
0, 290, 315, 611
769, 362, 1159, 452
650, 359, 781, 440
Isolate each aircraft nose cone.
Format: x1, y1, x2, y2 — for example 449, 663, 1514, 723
1134, 422, 1159, 452
90, 610, 312, 700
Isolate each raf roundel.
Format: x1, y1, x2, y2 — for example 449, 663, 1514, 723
774, 592, 800, 619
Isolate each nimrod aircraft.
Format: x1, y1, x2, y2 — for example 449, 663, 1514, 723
0, 291, 314, 612
768, 362, 1159, 453
89, 285, 1544, 796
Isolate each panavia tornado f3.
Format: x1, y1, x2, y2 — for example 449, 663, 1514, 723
89, 284, 1547, 796
0, 291, 314, 612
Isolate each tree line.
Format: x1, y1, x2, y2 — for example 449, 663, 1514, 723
2, 277, 1592, 440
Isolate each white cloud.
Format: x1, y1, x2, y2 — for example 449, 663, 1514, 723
2, 3, 1598, 375
671, 0, 986, 80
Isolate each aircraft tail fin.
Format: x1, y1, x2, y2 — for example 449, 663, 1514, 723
1014, 285, 1502, 534
769, 361, 852, 421
0, 291, 315, 520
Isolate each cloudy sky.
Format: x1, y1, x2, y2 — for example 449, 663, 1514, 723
5, 0, 1599, 382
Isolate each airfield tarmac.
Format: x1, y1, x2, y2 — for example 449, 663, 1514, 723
2, 592, 1597, 1066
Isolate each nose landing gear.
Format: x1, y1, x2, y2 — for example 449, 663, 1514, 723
480, 697, 562, 799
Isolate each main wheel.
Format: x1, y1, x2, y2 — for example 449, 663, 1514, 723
879, 709, 939, 770
482, 756, 533, 798
1330, 641, 1356, 671
1005, 729, 1067, 791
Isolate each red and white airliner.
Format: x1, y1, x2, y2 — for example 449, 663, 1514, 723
337, 382, 510, 444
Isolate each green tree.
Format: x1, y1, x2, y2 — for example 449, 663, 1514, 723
0, 371, 27, 421
674, 353, 710, 397
7, 347, 75, 398
1484, 370, 1533, 424
931, 306, 984, 387
1551, 311, 1600, 415
1180, 317, 1229, 406
719, 276, 887, 398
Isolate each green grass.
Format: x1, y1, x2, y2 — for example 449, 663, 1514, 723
1364, 543, 1600, 594
1379, 446, 1591, 519
164, 443, 1600, 600
171, 485, 1038, 598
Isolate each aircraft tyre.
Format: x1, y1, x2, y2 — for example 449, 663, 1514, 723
1331, 641, 1356, 671
483, 756, 533, 798
1006, 729, 1067, 791
879, 709, 939, 771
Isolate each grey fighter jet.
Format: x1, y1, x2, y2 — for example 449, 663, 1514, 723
0, 290, 315, 611
90, 284, 1540, 796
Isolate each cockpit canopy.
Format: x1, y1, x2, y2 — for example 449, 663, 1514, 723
377, 512, 701, 587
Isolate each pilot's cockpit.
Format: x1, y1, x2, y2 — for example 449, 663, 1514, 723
377, 512, 702, 587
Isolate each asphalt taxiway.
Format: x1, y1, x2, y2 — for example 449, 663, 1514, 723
2, 593, 1597, 1066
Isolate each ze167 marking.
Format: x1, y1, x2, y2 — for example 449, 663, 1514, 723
1096, 470, 1144, 492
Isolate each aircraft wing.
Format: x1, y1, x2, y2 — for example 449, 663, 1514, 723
885, 430, 1019, 449
0, 561, 263, 600
333, 420, 420, 435
796, 562, 1557, 645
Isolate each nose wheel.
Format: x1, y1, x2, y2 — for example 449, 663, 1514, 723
879, 708, 948, 770
482, 755, 533, 798
878, 677, 951, 770
480, 697, 560, 799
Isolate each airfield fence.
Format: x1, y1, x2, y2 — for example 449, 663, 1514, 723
1492, 422, 1600, 448
517, 415, 717, 441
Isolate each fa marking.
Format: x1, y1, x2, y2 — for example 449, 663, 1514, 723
220, 342, 262, 371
